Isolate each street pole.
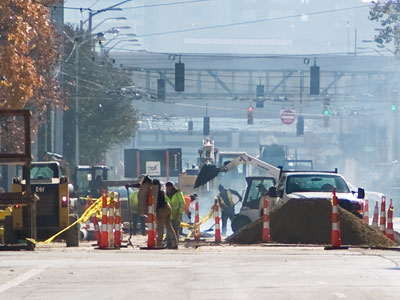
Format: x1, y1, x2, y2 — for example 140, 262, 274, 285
75, 42, 79, 166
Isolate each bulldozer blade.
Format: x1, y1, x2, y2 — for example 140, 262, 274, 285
194, 164, 220, 188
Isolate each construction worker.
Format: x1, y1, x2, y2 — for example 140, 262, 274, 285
165, 181, 185, 248
216, 184, 242, 236
129, 188, 146, 235
153, 179, 178, 249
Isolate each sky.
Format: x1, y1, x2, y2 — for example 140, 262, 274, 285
62, 0, 383, 55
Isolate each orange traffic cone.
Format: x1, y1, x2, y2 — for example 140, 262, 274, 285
379, 196, 386, 235
146, 186, 156, 248
325, 188, 348, 250
114, 193, 122, 248
371, 201, 379, 229
214, 200, 221, 243
363, 199, 369, 225
386, 199, 394, 241
194, 197, 200, 241
107, 193, 115, 248
99, 193, 108, 249
262, 195, 270, 242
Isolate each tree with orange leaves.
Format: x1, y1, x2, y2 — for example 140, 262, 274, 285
0, 0, 65, 117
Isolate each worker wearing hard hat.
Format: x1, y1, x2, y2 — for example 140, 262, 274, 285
216, 184, 242, 236
129, 174, 147, 235
154, 179, 178, 249
129, 191, 146, 236
165, 181, 185, 248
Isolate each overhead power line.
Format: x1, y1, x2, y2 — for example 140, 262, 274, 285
138, 4, 371, 37
62, 0, 210, 11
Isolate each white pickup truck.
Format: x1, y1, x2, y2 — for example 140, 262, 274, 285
268, 171, 364, 217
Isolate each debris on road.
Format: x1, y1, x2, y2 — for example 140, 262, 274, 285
227, 199, 397, 247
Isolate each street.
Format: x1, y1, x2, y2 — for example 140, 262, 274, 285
1, 238, 399, 300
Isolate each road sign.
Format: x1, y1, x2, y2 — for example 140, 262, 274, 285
280, 109, 296, 125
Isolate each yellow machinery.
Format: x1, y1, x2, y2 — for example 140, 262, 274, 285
5, 161, 79, 246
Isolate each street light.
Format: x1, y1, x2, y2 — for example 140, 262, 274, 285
356, 46, 384, 56
362, 39, 395, 55
91, 16, 128, 32
87, 0, 133, 32
103, 34, 137, 47
104, 39, 139, 54
63, 30, 106, 167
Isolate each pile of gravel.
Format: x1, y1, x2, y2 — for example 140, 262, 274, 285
227, 198, 396, 247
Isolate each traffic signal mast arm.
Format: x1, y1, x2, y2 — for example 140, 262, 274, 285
219, 153, 281, 180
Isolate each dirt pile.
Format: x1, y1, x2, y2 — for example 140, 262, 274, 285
227, 199, 396, 247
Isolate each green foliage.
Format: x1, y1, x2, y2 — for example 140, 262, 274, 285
369, 1, 400, 53
62, 25, 138, 165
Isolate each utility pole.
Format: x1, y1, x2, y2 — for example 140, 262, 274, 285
75, 41, 80, 167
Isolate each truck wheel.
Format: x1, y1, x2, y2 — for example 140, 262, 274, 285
65, 215, 80, 247
231, 215, 251, 233
4, 216, 18, 244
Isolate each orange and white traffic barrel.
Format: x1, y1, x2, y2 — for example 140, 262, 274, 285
100, 193, 108, 249
107, 193, 115, 248
363, 199, 369, 225
386, 199, 394, 241
330, 188, 341, 248
214, 200, 221, 243
379, 196, 386, 235
146, 186, 156, 248
371, 201, 379, 229
114, 193, 122, 248
194, 196, 200, 241
262, 195, 270, 242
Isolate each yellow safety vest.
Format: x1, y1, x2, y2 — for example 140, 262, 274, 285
129, 190, 139, 214
166, 189, 185, 221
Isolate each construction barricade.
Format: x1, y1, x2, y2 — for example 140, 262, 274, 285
386, 199, 394, 241
362, 199, 369, 225
214, 199, 221, 243
114, 193, 122, 247
325, 188, 348, 250
194, 197, 200, 241
379, 196, 386, 235
262, 195, 270, 242
371, 201, 379, 229
146, 186, 156, 249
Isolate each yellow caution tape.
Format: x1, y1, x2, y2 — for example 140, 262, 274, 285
184, 206, 215, 238
31, 192, 120, 245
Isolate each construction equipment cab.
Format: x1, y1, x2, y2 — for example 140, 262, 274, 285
75, 165, 108, 199
6, 161, 79, 246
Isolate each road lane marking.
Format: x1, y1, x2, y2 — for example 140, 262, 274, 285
0, 266, 47, 294
334, 292, 347, 298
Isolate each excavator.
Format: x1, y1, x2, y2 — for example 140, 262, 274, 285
194, 153, 281, 232
194, 153, 365, 232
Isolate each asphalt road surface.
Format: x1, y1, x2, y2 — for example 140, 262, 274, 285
1, 238, 399, 300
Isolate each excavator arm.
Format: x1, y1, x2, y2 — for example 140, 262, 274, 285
194, 153, 281, 188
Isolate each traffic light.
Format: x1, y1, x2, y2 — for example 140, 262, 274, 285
322, 106, 330, 116
188, 120, 193, 135
247, 106, 254, 125
310, 65, 320, 95
323, 95, 330, 106
323, 115, 329, 128
256, 84, 264, 98
175, 62, 185, 92
157, 79, 165, 100
296, 116, 304, 136
203, 116, 210, 136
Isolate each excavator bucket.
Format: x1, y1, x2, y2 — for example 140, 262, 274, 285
194, 164, 220, 188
